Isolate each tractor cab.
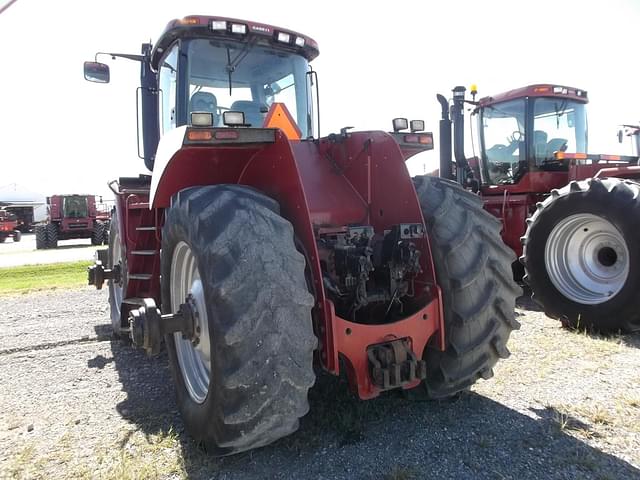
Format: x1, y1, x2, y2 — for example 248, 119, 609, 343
474, 85, 589, 186
62, 195, 90, 219
158, 24, 313, 133
84, 16, 320, 170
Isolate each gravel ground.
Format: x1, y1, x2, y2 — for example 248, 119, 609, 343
0, 234, 99, 268
1, 288, 639, 480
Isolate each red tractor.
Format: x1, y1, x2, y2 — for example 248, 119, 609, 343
35, 194, 110, 249
0, 209, 21, 243
84, 16, 519, 455
437, 85, 640, 332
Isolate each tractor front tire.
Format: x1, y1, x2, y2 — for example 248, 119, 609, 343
35, 225, 47, 249
162, 185, 316, 455
45, 223, 58, 248
521, 178, 640, 332
92, 220, 105, 246
12, 231, 21, 242
412, 175, 521, 399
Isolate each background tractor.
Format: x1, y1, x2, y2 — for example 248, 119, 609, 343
35, 194, 110, 249
0, 209, 21, 243
85, 15, 520, 455
437, 85, 640, 332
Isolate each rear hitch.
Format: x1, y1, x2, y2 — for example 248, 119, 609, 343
367, 338, 427, 390
87, 250, 120, 290
128, 297, 198, 356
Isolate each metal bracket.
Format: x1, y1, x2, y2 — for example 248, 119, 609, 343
87, 261, 121, 290
128, 297, 198, 356
367, 338, 426, 390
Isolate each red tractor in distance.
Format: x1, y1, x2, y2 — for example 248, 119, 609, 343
437, 85, 640, 332
84, 16, 520, 455
35, 194, 110, 249
0, 209, 21, 243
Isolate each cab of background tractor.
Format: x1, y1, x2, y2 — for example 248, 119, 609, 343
61, 195, 90, 218
439, 85, 589, 187
475, 85, 588, 185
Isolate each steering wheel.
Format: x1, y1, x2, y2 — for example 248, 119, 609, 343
507, 131, 524, 144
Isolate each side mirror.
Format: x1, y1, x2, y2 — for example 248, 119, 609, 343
84, 61, 110, 83
618, 129, 624, 144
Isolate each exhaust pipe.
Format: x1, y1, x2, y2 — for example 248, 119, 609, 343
452, 86, 467, 185
437, 94, 453, 180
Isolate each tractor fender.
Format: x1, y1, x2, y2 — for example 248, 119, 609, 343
148, 129, 320, 286
594, 165, 640, 181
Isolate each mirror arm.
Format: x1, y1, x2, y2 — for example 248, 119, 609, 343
95, 52, 145, 63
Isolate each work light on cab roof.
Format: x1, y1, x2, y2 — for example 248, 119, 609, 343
151, 15, 319, 68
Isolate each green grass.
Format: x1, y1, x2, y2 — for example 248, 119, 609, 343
0, 261, 91, 294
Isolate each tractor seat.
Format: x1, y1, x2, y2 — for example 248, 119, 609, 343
229, 100, 268, 127
189, 92, 218, 125
533, 130, 548, 162
546, 138, 569, 157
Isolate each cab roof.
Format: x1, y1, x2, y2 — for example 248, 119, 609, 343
478, 84, 589, 107
150, 15, 319, 70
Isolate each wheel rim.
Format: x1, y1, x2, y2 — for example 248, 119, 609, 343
111, 228, 123, 318
170, 241, 210, 404
545, 213, 629, 305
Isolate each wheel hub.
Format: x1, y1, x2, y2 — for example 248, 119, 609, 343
184, 292, 203, 347
544, 213, 629, 305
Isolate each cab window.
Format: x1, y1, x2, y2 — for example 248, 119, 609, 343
159, 45, 178, 135
481, 99, 526, 184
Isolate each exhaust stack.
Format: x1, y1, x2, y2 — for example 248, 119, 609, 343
437, 94, 452, 180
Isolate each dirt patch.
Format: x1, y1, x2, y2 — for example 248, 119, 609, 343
1, 288, 639, 479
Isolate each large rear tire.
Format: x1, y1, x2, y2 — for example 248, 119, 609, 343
45, 223, 58, 248
162, 185, 316, 455
102, 220, 111, 245
412, 176, 521, 398
521, 177, 640, 332
35, 225, 47, 249
91, 220, 105, 246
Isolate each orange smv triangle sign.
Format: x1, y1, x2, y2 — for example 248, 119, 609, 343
264, 102, 302, 141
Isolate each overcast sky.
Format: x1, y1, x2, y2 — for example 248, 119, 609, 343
1, 0, 639, 197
